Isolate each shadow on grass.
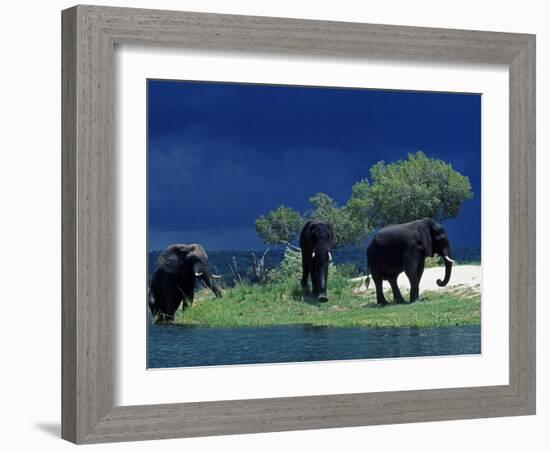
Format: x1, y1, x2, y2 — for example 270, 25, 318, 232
366, 296, 434, 308
291, 287, 330, 306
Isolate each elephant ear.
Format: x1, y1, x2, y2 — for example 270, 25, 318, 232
158, 244, 194, 274
328, 224, 335, 248
418, 220, 434, 257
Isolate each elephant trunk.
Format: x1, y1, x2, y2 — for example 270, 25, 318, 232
436, 248, 453, 287
194, 260, 223, 298
209, 275, 223, 298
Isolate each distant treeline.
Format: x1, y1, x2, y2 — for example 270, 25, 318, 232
147, 245, 480, 286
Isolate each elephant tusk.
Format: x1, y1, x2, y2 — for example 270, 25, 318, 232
211, 274, 223, 279
194, 272, 203, 277
312, 251, 315, 258
444, 256, 456, 264
328, 252, 333, 262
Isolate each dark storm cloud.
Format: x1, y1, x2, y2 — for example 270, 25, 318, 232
148, 80, 481, 251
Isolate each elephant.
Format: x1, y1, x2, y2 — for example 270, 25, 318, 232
299, 220, 335, 302
366, 218, 455, 306
148, 243, 222, 321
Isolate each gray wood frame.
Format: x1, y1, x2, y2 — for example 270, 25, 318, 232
62, 5, 536, 444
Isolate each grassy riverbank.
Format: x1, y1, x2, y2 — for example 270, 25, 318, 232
171, 276, 480, 328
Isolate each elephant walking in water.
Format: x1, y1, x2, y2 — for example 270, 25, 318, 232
148, 243, 222, 321
300, 220, 335, 302
366, 218, 455, 306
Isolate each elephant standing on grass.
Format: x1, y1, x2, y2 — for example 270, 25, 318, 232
300, 220, 335, 302
148, 243, 222, 321
366, 218, 455, 306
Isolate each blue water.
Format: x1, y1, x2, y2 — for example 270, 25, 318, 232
147, 324, 481, 368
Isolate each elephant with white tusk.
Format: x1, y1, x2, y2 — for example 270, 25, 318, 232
366, 218, 455, 306
148, 243, 222, 322
300, 220, 335, 302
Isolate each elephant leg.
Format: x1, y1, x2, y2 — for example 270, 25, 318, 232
416, 260, 425, 299
159, 276, 186, 317
152, 289, 175, 322
172, 285, 187, 314
389, 276, 405, 304
151, 271, 185, 322
149, 270, 168, 321
373, 274, 388, 306
404, 266, 420, 303
159, 290, 180, 322
301, 255, 310, 292
311, 266, 319, 296
179, 283, 194, 308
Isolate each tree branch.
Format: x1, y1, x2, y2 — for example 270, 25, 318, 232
277, 240, 301, 252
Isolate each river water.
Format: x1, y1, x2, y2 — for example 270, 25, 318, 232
148, 323, 480, 368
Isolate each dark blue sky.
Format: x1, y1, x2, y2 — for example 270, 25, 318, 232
148, 80, 481, 251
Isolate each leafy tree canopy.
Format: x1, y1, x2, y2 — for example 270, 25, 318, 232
255, 206, 303, 246
255, 152, 473, 248
368, 151, 473, 226
308, 179, 373, 248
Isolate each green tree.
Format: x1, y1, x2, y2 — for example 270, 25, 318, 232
255, 206, 303, 246
343, 179, 373, 244
308, 179, 373, 248
368, 151, 473, 226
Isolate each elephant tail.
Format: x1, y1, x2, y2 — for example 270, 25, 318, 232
365, 265, 370, 290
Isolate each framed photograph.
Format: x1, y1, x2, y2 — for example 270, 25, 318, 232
62, 5, 536, 444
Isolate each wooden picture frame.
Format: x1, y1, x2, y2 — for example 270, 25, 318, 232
62, 5, 536, 444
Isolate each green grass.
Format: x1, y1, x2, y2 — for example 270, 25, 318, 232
171, 275, 480, 329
